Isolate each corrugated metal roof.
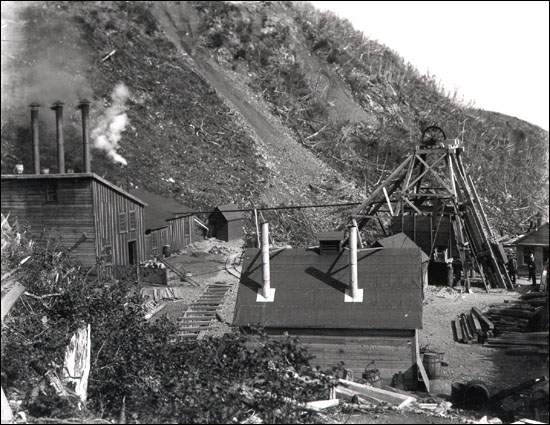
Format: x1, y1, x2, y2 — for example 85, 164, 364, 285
233, 247, 423, 330
515, 223, 549, 247
130, 188, 191, 232
215, 203, 245, 221
374, 233, 430, 262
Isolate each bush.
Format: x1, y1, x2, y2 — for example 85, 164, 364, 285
1, 217, 338, 423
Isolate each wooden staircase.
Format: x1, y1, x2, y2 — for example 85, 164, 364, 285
175, 281, 233, 339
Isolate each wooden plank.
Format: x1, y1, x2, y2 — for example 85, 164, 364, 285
339, 379, 415, 408
471, 307, 494, 331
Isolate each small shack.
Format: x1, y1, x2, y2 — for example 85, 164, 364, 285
373, 232, 429, 291
1, 173, 146, 267
514, 222, 549, 275
208, 203, 244, 242
130, 188, 206, 258
233, 235, 425, 386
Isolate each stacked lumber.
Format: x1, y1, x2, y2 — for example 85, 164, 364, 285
451, 293, 549, 356
451, 307, 493, 344
485, 332, 549, 356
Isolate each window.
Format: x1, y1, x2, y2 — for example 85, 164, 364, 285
118, 212, 128, 233
128, 210, 137, 231
45, 181, 58, 202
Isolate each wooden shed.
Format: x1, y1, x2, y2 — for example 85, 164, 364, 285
233, 246, 424, 386
515, 223, 549, 275
1, 173, 146, 267
208, 203, 244, 242
130, 188, 206, 258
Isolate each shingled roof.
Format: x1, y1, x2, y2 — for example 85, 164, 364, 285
215, 203, 245, 221
514, 223, 549, 247
374, 232, 430, 262
130, 188, 191, 232
233, 247, 423, 330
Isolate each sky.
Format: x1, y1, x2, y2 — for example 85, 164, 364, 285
310, 1, 549, 130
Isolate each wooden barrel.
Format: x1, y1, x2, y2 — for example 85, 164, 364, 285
423, 353, 440, 379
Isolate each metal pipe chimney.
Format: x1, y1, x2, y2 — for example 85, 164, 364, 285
30, 103, 40, 174
349, 224, 358, 299
51, 101, 65, 174
261, 221, 271, 299
77, 100, 91, 173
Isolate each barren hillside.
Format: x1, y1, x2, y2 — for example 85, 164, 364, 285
1, 1, 548, 243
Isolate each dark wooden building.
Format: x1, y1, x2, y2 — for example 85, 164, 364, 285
208, 203, 244, 242
130, 188, 206, 258
1, 173, 146, 266
515, 222, 549, 275
234, 246, 424, 386
391, 213, 459, 258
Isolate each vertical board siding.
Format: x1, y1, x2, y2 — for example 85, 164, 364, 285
91, 180, 145, 266
1, 177, 96, 266
144, 216, 200, 258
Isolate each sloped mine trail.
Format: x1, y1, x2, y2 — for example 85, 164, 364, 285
153, 1, 357, 207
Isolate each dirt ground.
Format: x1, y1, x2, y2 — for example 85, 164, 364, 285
419, 281, 548, 394
147, 241, 548, 423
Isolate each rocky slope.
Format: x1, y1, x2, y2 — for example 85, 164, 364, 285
1, 1, 548, 243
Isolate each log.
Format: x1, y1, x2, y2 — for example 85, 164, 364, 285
62, 324, 91, 406
1, 386, 13, 423
1, 280, 26, 323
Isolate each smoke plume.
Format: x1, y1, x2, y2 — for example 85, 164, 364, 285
91, 83, 130, 166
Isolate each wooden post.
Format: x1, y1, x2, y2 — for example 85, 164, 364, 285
254, 208, 260, 248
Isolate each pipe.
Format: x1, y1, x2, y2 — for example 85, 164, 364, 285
349, 223, 358, 299
77, 100, 91, 173
30, 103, 40, 174
261, 221, 271, 298
51, 101, 65, 173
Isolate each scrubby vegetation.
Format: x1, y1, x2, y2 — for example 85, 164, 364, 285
1, 216, 337, 423
1, 1, 548, 243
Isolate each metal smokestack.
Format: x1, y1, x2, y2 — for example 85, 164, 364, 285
77, 100, 91, 173
51, 101, 65, 174
30, 103, 40, 174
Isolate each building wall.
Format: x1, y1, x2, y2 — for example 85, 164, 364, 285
209, 211, 229, 241
517, 245, 549, 275
392, 214, 458, 258
91, 180, 145, 266
1, 177, 97, 266
266, 329, 416, 384
227, 220, 243, 241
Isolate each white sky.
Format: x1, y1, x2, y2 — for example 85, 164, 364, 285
310, 1, 549, 130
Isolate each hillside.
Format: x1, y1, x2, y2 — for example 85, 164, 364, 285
1, 1, 548, 243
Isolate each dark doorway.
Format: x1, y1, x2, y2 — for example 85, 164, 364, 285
128, 240, 137, 265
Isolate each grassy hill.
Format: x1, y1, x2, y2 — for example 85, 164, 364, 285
1, 1, 548, 243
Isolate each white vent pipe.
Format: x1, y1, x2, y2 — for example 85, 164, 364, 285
349, 223, 358, 299
261, 221, 271, 298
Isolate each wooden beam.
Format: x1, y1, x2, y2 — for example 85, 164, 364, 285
403, 153, 447, 193
414, 154, 455, 195
382, 187, 394, 216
